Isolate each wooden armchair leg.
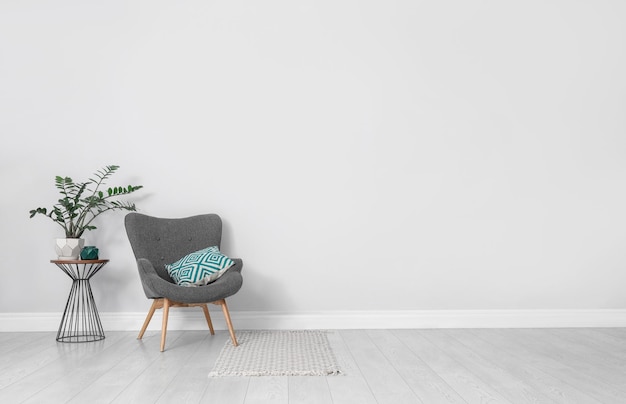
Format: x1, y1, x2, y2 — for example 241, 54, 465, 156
138, 299, 160, 340
160, 298, 171, 352
201, 304, 215, 335
219, 299, 238, 346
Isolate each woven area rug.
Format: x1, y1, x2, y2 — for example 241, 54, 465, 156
208, 330, 341, 377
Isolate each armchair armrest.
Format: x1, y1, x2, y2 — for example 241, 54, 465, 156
136, 258, 176, 299
229, 258, 243, 274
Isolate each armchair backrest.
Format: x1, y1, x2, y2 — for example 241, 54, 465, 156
124, 213, 223, 281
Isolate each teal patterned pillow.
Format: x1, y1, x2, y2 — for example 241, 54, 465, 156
165, 246, 234, 287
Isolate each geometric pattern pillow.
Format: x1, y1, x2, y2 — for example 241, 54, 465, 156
165, 246, 234, 287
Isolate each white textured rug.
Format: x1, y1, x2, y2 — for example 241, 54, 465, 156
208, 330, 342, 377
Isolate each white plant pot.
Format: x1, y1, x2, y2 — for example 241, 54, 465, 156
55, 238, 85, 260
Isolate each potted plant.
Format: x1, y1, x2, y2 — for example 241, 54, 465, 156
29, 165, 143, 260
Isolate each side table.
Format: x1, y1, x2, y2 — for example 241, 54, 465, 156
50, 259, 109, 342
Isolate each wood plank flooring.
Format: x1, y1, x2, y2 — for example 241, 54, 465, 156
0, 328, 625, 403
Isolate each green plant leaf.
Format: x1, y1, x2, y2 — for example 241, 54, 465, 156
29, 165, 143, 238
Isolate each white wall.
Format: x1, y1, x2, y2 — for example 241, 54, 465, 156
1, 1, 625, 324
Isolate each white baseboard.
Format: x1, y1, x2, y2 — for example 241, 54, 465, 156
1, 309, 626, 332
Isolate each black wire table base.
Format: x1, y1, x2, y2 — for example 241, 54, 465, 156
51, 260, 108, 343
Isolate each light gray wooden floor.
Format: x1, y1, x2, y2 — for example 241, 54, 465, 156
0, 328, 625, 403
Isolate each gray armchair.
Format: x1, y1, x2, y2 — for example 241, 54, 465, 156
124, 213, 243, 351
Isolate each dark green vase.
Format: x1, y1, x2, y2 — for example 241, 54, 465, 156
80, 246, 99, 260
